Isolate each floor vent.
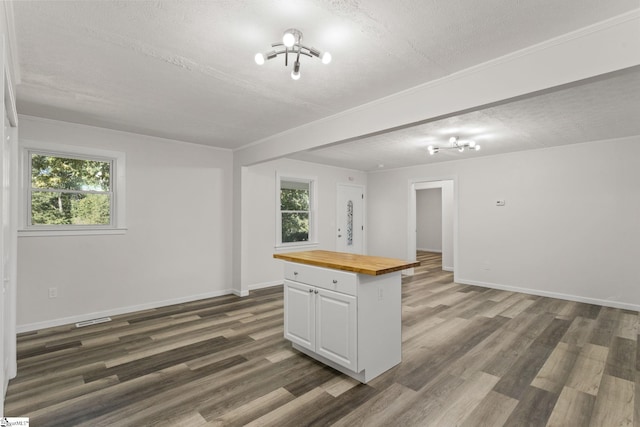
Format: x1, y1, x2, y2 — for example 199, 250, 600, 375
75, 317, 112, 328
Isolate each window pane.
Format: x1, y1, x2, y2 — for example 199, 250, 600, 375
31, 154, 111, 191
282, 212, 309, 243
281, 186, 309, 211
31, 191, 111, 225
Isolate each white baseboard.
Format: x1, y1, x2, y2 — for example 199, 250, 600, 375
417, 247, 442, 253
232, 289, 249, 297
17, 289, 235, 333
456, 277, 640, 312
442, 266, 454, 272
249, 280, 283, 291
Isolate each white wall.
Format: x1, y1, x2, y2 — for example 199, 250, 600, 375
243, 158, 366, 290
17, 116, 233, 331
416, 188, 442, 252
368, 137, 640, 310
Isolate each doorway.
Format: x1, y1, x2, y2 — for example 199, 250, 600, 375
336, 184, 365, 254
408, 179, 456, 274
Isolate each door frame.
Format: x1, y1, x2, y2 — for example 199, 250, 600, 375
407, 177, 458, 279
336, 183, 366, 254
1, 49, 18, 409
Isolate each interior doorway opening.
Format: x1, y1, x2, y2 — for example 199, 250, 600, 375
408, 178, 457, 278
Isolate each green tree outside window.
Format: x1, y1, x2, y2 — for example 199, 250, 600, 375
280, 180, 311, 243
30, 153, 112, 226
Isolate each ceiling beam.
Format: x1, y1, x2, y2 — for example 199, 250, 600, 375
235, 9, 640, 167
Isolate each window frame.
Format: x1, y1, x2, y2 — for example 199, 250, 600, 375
275, 173, 318, 249
19, 140, 126, 237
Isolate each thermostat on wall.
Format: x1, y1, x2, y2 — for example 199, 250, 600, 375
496, 200, 506, 206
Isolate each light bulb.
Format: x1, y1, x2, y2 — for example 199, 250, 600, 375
468, 140, 476, 148
283, 32, 295, 48
321, 52, 332, 64
254, 53, 265, 65
291, 61, 301, 80
458, 146, 465, 152
449, 136, 457, 144
474, 145, 481, 151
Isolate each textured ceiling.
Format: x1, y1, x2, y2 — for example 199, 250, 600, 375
12, 0, 640, 153
291, 68, 640, 171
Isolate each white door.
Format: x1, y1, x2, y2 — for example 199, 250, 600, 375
283, 280, 315, 351
336, 184, 364, 254
315, 288, 357, 371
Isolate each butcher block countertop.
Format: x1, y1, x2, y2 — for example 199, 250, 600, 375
273, 250, 420, 276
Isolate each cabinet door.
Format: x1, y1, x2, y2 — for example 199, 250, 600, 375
283, 280, 315, 351
315, 288, 357, 371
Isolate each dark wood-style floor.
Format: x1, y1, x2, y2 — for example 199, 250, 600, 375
5, 252, 639, 426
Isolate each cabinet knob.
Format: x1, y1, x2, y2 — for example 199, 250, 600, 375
332, 280, 338, 284
294, 271, 298, 275
314, 290, 319, 294
308, 289, 313, 293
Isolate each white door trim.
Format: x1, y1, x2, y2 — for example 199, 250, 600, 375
408, 177, 458, 278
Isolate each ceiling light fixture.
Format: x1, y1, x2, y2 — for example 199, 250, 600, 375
255, 28, 331, 80
427, 136, 481, 155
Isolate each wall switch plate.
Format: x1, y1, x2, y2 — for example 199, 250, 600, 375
48, 287, 58, 298
496, 200, 506, 206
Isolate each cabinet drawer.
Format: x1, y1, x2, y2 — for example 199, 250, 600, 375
284, 262, 357, 296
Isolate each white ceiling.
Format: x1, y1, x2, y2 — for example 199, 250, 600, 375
11, 1, 640, 169
292, 68, 640, 170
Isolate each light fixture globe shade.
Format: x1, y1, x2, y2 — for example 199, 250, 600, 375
254, 53, 265, 65
291, 70, 301, 80
283, 32, 296, 48
468, 140, 476, 148
449, 136, 457, 144
474, 145, 481, 151
321, 52, 332, 64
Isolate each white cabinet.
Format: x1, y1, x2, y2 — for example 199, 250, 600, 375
283, 281, 315, 351
282, 261, 402, 383
284, 280, 357, 371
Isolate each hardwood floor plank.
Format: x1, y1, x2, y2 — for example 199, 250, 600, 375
460, 390, 518, 427
589, 375, 634, 427
635, 373, 640, 427
428, 371, 500, 427
546, 386, 595, 427
330, 382, 416, 427
493, 342, 554, 400
208, 387, 295, 427
376, 372, 466, 425
75, 356, 268, 426
531, 342, 579, 394
565, 343, 609, 396
502, 386, 558, 427
605, 336, 637, 381
562, 316, 596, 347
243, 387, 334, 427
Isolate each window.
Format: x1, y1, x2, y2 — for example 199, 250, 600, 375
277, 175, 316, 247
21, 142, 126, 235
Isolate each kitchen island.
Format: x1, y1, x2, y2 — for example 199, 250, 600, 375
273, 250, 419, 383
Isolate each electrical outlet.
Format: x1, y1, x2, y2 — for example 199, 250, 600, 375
48, 287, 58, 299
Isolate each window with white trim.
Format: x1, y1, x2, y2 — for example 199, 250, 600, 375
276, 175, 317, 247
21, 143, 126, 235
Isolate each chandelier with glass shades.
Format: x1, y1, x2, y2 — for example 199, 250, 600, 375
427, 136, 481, 155
255, 28, 332, 80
